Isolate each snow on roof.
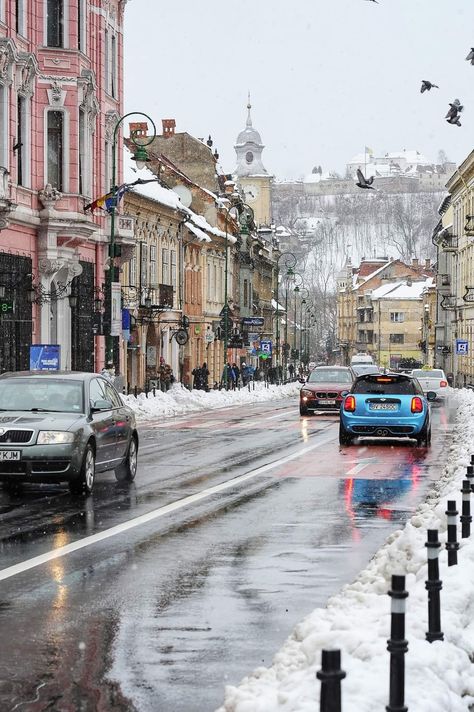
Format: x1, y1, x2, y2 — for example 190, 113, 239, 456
184, 221, 211, 243
371, 278, 433, 300
123, 147, 236, 244
271, 298, 286, 312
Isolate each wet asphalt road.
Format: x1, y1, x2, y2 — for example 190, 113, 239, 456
0, 396, 456, 712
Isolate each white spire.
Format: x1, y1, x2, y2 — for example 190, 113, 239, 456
246, 91, 252, 128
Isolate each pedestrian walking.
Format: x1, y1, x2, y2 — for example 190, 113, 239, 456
192, 365, 203, 390
288, 363, 295, 380
201, 362, 210, 391
159, 361, 174, 391
232, 363, 240, 388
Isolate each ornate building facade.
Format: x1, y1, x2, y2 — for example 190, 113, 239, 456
0, 0, 128, 373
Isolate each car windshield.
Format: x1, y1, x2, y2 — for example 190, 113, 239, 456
0, 378, 84, 413
352, 375, 417, 395
308, 370, 352, 383
411, 370, 444, 379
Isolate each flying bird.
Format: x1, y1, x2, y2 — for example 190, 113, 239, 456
445, 99, 463, 122
466, 48, 474, 65
365, 0, 379, 3
356, 169, 375, 189
420, 80, 439, 93
446, 114, 462, 127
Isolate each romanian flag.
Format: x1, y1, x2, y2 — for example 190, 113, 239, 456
84, 184, 129, 213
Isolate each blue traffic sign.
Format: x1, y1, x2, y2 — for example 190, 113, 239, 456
456, 339, 469, 355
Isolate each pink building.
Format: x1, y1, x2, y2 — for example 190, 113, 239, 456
0, 0, 129, 374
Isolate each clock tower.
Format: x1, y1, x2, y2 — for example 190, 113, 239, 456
234, 97, 272, 226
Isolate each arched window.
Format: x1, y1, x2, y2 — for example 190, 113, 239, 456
47, 110, 63, 189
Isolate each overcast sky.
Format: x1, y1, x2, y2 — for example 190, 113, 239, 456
124, 0, 474, 181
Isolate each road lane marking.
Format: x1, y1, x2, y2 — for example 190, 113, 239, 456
0, 435, 334, 583
345, 458, 377, 476
264, 410, 294, 420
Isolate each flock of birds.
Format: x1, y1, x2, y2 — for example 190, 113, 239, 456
356, 2, 472, 189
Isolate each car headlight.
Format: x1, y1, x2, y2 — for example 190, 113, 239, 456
301, 389, 313, 397
37, 431, 75, 445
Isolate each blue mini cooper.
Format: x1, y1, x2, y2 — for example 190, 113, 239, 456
339, 373, 436, 446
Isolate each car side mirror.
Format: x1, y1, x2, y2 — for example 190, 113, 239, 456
91, 398, 113, 413
340, 390, 350, 397
426, 391, 437, 401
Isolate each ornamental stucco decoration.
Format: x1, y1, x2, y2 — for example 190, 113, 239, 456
105, 110, 120, 141
0, 39, 15, 85
38, 183, 62, 209
17, 54, 38, 97
47, 80, 66, 107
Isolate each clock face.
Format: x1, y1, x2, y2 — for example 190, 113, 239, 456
246, 151, 254, 164
244, 184, 259, 201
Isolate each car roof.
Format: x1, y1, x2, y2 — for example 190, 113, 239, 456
313, 366, 351, 370
0, 371, 98, 381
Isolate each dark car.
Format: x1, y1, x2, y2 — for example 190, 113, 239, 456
299, 366, 355, 416
339, 372, 436, 446
0, 372, 138, 494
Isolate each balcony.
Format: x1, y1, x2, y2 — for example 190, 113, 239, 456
115, 214, 135, 242
433, 225, 457, 251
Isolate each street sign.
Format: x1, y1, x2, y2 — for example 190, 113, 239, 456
260, 340, 273, 355
204, 329, 215, 344
456, 339, 469, 355
242, 317, 264, 327
0, 299, 14, 315
228, 337, 243, 349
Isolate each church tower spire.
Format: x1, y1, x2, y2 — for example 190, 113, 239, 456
234, 96, 267, 178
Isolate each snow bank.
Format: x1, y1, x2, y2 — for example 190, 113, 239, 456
123, 381, 301, 421
217, 389, 474, 712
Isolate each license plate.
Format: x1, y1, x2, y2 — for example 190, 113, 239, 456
370, 403, 397, 411
0, 450, 21, 461
318, 399, 336, 405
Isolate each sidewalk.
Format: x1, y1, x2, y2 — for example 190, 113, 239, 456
214, 389, 474, 712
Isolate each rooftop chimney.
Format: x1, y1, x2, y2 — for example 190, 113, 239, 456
129, 122, 148, 139
412, 257, 419, 269
162, 119, 176, 138
425, 258, 431, 269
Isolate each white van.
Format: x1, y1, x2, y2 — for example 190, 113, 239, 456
351, 353, 374, 366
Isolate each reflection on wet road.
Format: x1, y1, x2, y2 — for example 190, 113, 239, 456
0, 397, 456, 711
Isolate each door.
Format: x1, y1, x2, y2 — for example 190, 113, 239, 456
102, 379, 132, 460
88, 378, 116, 469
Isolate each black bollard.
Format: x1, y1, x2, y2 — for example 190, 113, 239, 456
445, 500, 459, 566
425, 529, 444, 642
248, 382, 251, 393
153, 387, 156, 397
467, 465, 474, 493
470, 454, 474, 466
134, 385, 138, 398
316, 649, 346, 712
386, 574, 408, 712
461, 480, 472, 538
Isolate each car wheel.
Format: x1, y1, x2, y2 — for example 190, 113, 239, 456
299, 405, 309, 416
69, 444, 95, 495
115, 435, 138, 482
415, 425, 431, 447
339, 422, 353, 445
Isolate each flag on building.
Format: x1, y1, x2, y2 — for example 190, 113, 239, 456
84, 184, 129, 213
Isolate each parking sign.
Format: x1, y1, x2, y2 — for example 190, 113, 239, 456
456, 339, 469, 355
260, 340, 272, 355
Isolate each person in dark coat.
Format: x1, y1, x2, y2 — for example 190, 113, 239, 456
232, 363, 240, 388
192, 365, 203, 390
201, 362, 210, 391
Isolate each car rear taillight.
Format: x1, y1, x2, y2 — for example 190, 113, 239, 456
344, 395, 356, 412
440, 380, 447, 388
411, 397, 423, 413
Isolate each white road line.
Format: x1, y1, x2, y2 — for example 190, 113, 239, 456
0, 437, 332, 583
264, 410, 294, 420
346, 462, 372, 476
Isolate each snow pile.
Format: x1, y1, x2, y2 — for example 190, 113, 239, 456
217, 389, 474, 712
123, 381, 301, 421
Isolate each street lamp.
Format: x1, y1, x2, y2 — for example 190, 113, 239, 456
106, 111, 157, 368
274, 251, 297, 376
283, 269, 302, 379
222, 199, 254, 388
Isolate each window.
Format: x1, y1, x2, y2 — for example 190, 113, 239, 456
78, 0, 85, 51
17, 96, 26, 186
89, 378, 107, 408
207, 261, 211, 300
78, 108, 85, 195
47, 0, 63, 48
150, 244, 157, 285
111, 34, 117, 98
102, 380, 122, 408
390, 312, 405, 323
389, 333, 404, 344
0, 83, 6, 168
47, 111, 63, 190
213, 263, 217, 301
140, 243, 148, 288
129, 255, 137, 287
243, 279, 248, 307
104, 140, 112, 192
104, 29, 109, 92
16, 0, 25, 35
162, 248, 169, 284
171, 250, 177, 288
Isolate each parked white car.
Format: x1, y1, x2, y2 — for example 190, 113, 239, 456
411, 369, 449, 399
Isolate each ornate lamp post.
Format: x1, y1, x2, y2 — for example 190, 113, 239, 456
274, 251, 297, 373
106, 111, 157, 368
222, 200, 254, 388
